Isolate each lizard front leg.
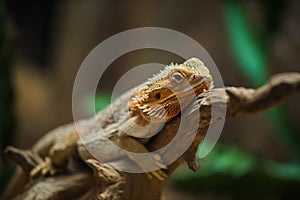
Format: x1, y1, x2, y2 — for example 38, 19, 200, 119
30, 125, 79, 177
118, 134, 168, 181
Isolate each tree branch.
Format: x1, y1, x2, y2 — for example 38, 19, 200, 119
4, 72, 300, 200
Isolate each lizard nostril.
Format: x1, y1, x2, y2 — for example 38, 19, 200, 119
155, 93, 161, 100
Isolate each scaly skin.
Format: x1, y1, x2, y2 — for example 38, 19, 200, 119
4, 58, 213, 199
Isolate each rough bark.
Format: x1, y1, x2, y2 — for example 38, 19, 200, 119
4, 72, 300, 200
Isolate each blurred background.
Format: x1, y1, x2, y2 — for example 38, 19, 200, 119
1, 0, 300, 199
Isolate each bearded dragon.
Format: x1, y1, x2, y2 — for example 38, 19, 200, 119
4, 58, 213, 199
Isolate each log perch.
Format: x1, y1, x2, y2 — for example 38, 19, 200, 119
3, 72, 300, 200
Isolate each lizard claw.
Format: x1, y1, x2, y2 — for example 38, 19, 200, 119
30, 157, 57, 177
152, 154, 168, 169
145, 154, 168, 181
148, 169, 168, 181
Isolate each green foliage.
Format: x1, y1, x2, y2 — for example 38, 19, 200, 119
172, 1, 300, 196
174, 145, 257, 179
85, 93, 111, 115
173, 145, 300, 197
222, 0, 300, 159
95, 94, 112, 112
222, 0, 268, 86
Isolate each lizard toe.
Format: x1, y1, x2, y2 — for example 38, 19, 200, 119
30, 157, 57, 177
150, 170, 167, 181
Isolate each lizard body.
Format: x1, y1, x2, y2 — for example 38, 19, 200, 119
5, 58, 213, 199
77, 57, 213, 178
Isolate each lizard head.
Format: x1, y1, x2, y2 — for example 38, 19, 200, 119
130, 57, 213, 122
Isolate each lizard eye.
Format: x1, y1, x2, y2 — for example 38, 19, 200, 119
171, 71, 184, 84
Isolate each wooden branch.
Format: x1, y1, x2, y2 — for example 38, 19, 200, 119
4, 72, 300, 200
225, 72, 300, 116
